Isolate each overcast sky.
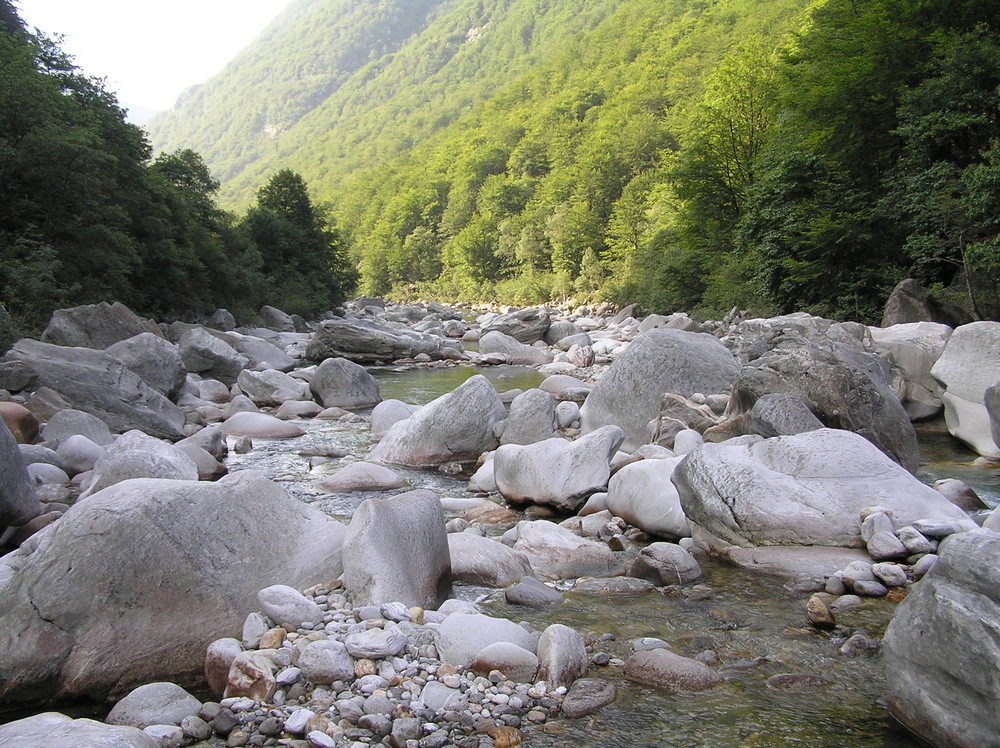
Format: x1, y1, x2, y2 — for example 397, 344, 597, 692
16, 0, 294, 123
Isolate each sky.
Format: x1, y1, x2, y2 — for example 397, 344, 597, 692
15, 0, 295, 124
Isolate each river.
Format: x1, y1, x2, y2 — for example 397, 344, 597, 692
224, 360, 998, 747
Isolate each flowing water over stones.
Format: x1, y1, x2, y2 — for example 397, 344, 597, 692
218, 363, 1000, 748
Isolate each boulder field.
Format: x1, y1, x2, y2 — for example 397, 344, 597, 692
0, 297, 997, 748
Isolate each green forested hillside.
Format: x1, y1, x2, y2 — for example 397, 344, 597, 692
145, 0, 1000, 321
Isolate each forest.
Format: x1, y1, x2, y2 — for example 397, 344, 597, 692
4, 0, 1000, 345
0, 0, 355, 350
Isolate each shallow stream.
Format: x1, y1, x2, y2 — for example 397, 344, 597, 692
225, 361, 998, 748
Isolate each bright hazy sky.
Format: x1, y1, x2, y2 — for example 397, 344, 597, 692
16, 0, 294, 123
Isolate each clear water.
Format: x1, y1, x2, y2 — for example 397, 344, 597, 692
220, 363, 1000, 747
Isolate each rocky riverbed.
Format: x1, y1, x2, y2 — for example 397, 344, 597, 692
1, 293, 999, 748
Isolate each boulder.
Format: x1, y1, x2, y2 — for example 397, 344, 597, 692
512, 520, 623, 581
623, 649, 722, 693
0, 471, 346, 706
478, 331, 552, 366
306, 318, 458, 364
177, 328, 248, 386
930, 321, 1000, 458
869, 322, 952, 420
236, 369, 311, 406
448, 533, 534, 587
1, 421, 41, 527
257, 584, 324, 628
105, 333, 186, 399
544, 321, 584, 346
505, 576, 563, 607
606, 456, 689, 539
637, 312, 703, 335
579, 329, 740, 452
368, 375, 505, 467
220, 412, 305, 439
259, 305, 295, 332
499, 389, 558, 446
987, 382, 1000, 451
748, 394, 824, 437
106, 682, 201, 729
206, 309, 237, 331
55, 435, 103, 476
480, 308, 551, 344
881, 278, 970, 328
884, 529, 1000, 748
627, 542, 702, 585
536, 624, 588, 689
370, 400, 421, 441
0, 712, 158, 748
728, 333, 920, 471
40, 408, 115, 447
309, 357, 381, 410
225, 332, 296, 372
1, 340, 185, 440
435, 613, 538, 670
41, 301, 161, 349
494, 426, 624, 512
341, 489, 452, 609
673, 429, 974, 551
722, 313, 874, 364
318, 462, 408, 492
561, 678, 617, 718
82, 430, 199, 496
298, 640, 354, 684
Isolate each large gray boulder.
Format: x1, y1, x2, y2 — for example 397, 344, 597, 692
1, 422, 41, 527
0, 471, 346, 706
306, 318, 460, 364
40, 408, 114, 447
368, 375, 505, 467
259, 305, 296, 332
0, 712, 157, 748
478, 331, 552, 366
512, 520, 623, 581
0, 340, 185, 440
237, 368, 311, 406
673, 429, 974, 551
370, 399, 421, 441
224, 332, 296, 372
177, 327, 248, 386
499, 389, 558, 446
881, 278, 970, 328
728, 332, 920, 472
869, 322, 952, 421
884, 529, 1000, 748
579, 329, 740, 452
480, 308, 551, 344
41, 301, 161, 349
309, 357, 381, 410
105, 333, 186, 399
435, 612, 538, 670
494, 426, 625, 512
341, 489, 452, 610
931, 321, 1000, 458
607, 456, 690, 539
448, 533, 534, 588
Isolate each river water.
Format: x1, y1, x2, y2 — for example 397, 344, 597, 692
225, 361, 998, 748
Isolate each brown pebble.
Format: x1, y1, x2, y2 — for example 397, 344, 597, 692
494, 726, 525, 746
807, 594, 836, 630
886, 588, 908, 603
354, 659, 376, 677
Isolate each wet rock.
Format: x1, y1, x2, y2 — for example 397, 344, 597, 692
470, 642, 539, 683
623, 649, 723, 693
505, 576, 563, 607
560, 678, 616, 718
536, 624, 588, 689
448, 533, 533, 588
766, 673, 834, 690
806, 594, 836, 629
627, 542, 702, 585
319, 462, 408, 492
220, 411, 305, 439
